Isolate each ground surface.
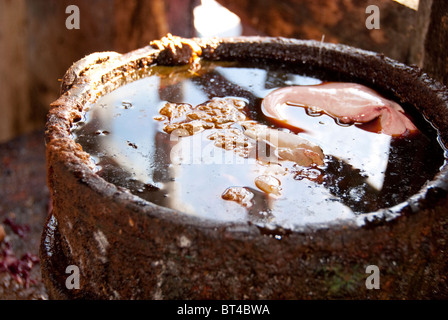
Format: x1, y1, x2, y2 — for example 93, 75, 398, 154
0, 130, 49, 300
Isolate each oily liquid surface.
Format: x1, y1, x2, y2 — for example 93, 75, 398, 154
72, 61, 446, 229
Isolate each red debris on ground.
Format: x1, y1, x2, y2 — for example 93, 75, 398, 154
3, 217, 30, 239
0, 217, 40, 288
0, 241, 40, 288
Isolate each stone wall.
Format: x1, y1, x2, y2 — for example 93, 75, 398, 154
219, 0, 447, 85
219, 0, 420, 63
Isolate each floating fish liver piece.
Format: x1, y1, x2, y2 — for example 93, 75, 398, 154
262, 82, 418, 136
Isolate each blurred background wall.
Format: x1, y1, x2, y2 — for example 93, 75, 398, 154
0, 0, 446, 142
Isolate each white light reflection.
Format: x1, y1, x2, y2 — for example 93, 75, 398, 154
393, 0, 419, 10
193, 0, 242, 38
300, 121, 391, 191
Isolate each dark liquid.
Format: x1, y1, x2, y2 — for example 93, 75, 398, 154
72, 60, 447, 229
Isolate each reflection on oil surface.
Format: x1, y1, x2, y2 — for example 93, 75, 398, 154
72, 60, 446, 230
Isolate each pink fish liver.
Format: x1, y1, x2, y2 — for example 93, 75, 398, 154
262, 82, 418, 136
